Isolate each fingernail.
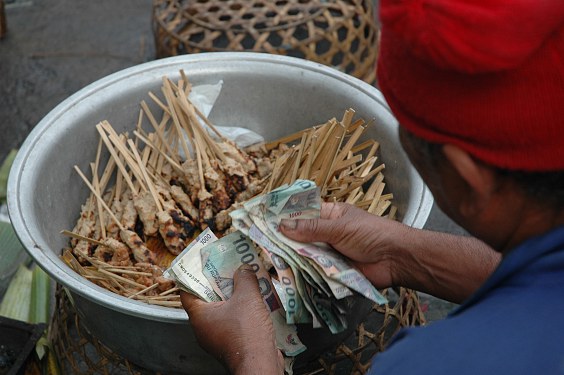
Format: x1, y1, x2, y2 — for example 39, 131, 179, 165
280, 219, 297, 230
239, 264, 254, 273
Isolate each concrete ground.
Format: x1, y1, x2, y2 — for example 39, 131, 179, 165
0, 0, 155, 164
0, 0, 463, 372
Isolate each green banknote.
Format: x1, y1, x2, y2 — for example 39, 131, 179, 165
166, 227, 222, 302
200, 230, 306, 356
263, 180, 387, 305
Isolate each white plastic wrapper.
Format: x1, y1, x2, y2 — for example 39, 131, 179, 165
173, 80, 264, 159
189, 80, 222, 119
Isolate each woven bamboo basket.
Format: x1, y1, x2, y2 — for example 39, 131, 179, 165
0, 0, 7, 39
49, 285, 424, 374
152, 0, 379, 83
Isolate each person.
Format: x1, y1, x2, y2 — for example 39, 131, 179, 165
180, 0, 564, 373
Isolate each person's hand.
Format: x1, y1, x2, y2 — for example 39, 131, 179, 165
280, 202, 412, 289
180, 265, 284, 375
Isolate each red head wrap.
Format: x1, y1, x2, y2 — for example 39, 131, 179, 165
377, 0, 564, 171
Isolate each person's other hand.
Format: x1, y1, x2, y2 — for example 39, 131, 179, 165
180, 265, 284, 375
280, 202, 412, 289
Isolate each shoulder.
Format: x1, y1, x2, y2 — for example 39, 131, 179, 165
369, 286, 564, 375
368, 229, 564, 375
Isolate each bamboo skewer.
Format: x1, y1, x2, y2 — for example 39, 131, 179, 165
100, 122, 149, 192
162, 78, 193, 160
290, 133, 308, 184
147, 93, 171, 116
351, 139, 379, 154
265, 125, 321, 150
98, 269, 147, 289
61, 230, 105, 246
133, 130, 183, 173
105, 269, 153, 277
141, 100, 180, 163
90, 163, 107, 239
146, 300, 182, 307
160, 287, 180, 296
387, 206, 398, 220
96, 123, 138, 195
74, 166, 125, 232
128, 139, 163, 212
127, 283, 160, 298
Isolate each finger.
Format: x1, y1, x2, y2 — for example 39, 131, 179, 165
280, 202, 349, 242
180, 290, 207, 313
232, 264, 262, 299
319, 202, 348, 219
280, 201, 348, 238
280, 216, 334, 243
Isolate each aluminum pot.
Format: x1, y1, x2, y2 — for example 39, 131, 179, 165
7, 53, 433, 374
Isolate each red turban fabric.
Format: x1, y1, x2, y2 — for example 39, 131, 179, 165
377, 0, 564, 171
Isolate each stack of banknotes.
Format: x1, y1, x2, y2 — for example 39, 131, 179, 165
164, 179, 387, 358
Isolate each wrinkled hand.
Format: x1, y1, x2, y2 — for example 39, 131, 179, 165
181, 265, 284, 375
280, 202, 412, 288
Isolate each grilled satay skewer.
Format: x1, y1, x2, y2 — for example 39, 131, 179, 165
169, 184, 199, 221
120, 190, 138, 231
90, 162, 107, 240
163, 84, 245, 222
62, 230, 132, 267
217, 140, 257, 174
90, 138, 109, 240
204, 156, 232, 211
154, 178, 199, 245
179, 159, 201, 202
191, 130, 216, 230
182, 96, 256, 201
74, 165, 156, 264
155, 181, 199, 255
70, 140, 121, 258
97, 122, 163, 237
128, 139, 196, 256
70, 195, 97, 256
108, 184, 124, 239
173, 88, 256, 202
109, 127, 181, 231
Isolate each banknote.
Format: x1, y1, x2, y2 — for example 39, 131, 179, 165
249, 210, 332, 296
260, 244, 311, 324
201, 231, 279, 309
308, 285, 347, 334
229, 207, 253, 236
272, 230, 387, 305
228, 179, 389, 332
166, 227, 222, 302
200, 230, 306, 356
305, 258, 354, 300
265, 179, 321, 219
262, 180, 353, 299
249, 224, 330, 329
262, 209, 354, 300
165, 179, 391, 365
246, 228, 320, 330
270, 308, 307, 357
163, 227, 216, 278
262, 180, 387, 305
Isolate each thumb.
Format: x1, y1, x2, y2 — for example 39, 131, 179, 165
232, 264, 262, 299
280, 217, 336, 243
180, 290, 207, 313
